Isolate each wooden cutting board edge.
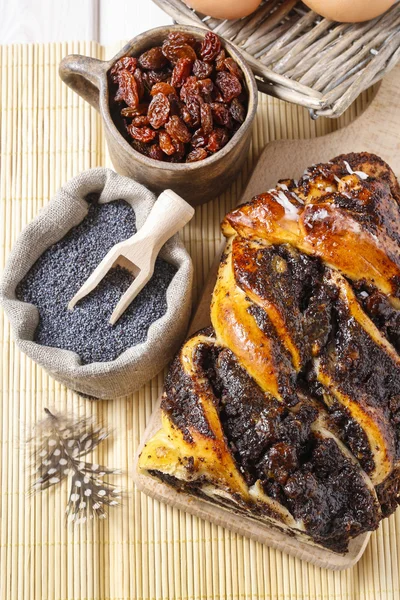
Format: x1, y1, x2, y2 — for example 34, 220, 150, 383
132, 64, 400, 570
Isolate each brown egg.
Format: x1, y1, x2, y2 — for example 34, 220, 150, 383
184, 0, 262, 20
303, 0, 395, 23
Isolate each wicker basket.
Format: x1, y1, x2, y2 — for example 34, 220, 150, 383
153, 0, 400, 118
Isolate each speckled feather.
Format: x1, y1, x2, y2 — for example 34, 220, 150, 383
29, 408, 122, 524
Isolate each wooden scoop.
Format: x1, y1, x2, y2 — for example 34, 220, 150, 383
68, 189, 194, 325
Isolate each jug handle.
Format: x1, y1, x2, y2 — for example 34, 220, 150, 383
59, 54, 105, 112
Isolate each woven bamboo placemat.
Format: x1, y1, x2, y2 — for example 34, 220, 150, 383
0, 41, 399, 600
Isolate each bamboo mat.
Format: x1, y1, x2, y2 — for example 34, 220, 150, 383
0, 41, 399, 600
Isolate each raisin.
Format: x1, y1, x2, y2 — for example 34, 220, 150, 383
180, 76, 199, 103
110, 57, 138, 82
143, 68, 172, 91
121, 107, 136, 117
171, 57, 193, 87
121, 103, 148, 117
224, 57, 244, 81
200, 104, 213, 134
128, 124, 157, 143
212, 87, 224, 103
132, 115, 149, 126
109, 31, 248, 163
162, 40, 197, 64
148, 144, 165, 161
138, 47, 168, 70
134, 67, 145, 99
215, 71, 242, 102
198, 78, 214, 100
210, 102, 231, 127
168, 93, 182, 116
229, 97, 246, 123
114, 70, 139, 108
148, 93, 170, 129
131, 139, 150, 156
232, 121, 241, 134
166, 32, 196, 47
159, 131, 176, 155
206, 127, 229, 153
200, 32, 221, 62
185, 93, 202, 127
181, 106, 196, 128
150, 82, 176, 96
215, 50, 227, 71
172, 138, 185, 159
165, 115, 191, 143
193, 60, 213, 79
191, 128, 208, 148
186, 148, 208, 163
166, 154, 183, 164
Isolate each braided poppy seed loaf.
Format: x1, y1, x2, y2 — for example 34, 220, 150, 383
139, 152, 400, 553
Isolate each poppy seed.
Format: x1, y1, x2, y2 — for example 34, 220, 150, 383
16, 196, 177, 364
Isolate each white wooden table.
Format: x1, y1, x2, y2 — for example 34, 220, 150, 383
0, 0, 171, 44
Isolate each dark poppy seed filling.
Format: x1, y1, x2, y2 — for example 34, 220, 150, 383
160, 341, 380, 553
215, 348, 379, 552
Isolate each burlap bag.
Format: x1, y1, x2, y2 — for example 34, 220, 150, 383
0, 168, 193, 399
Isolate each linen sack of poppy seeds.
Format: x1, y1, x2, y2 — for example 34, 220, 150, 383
0, 168, 193, 400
